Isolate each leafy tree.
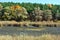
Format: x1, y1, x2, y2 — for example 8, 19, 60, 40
32, 7, 44, 21
44, 10, 52, 21
0, 4, 3, 20
2, 6, 11, 20
0, 2, 60, 21
55, 10, 60, 21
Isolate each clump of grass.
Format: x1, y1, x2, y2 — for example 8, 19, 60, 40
39, 34, 60, 40
0, 34, 59, 40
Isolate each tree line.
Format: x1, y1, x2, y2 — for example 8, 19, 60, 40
0, 2, 60, 21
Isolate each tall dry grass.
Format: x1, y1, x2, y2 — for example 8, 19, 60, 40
0, 21, 60, 27
0, 34, 59, 40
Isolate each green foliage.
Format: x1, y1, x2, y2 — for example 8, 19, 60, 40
0, 2, 60, 21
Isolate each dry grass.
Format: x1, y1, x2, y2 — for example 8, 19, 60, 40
0, 34, 60, 40
0, 21, 60, 27
16, 27, 45, 31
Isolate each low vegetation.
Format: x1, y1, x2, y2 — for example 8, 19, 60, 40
0, 21, 59, 27
0, 34, 59, 40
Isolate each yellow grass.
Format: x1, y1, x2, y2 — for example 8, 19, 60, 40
24, 28, 45, 31
18, 27, 45, 31
0, 21, 60, 27
0, 34, 59, 40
